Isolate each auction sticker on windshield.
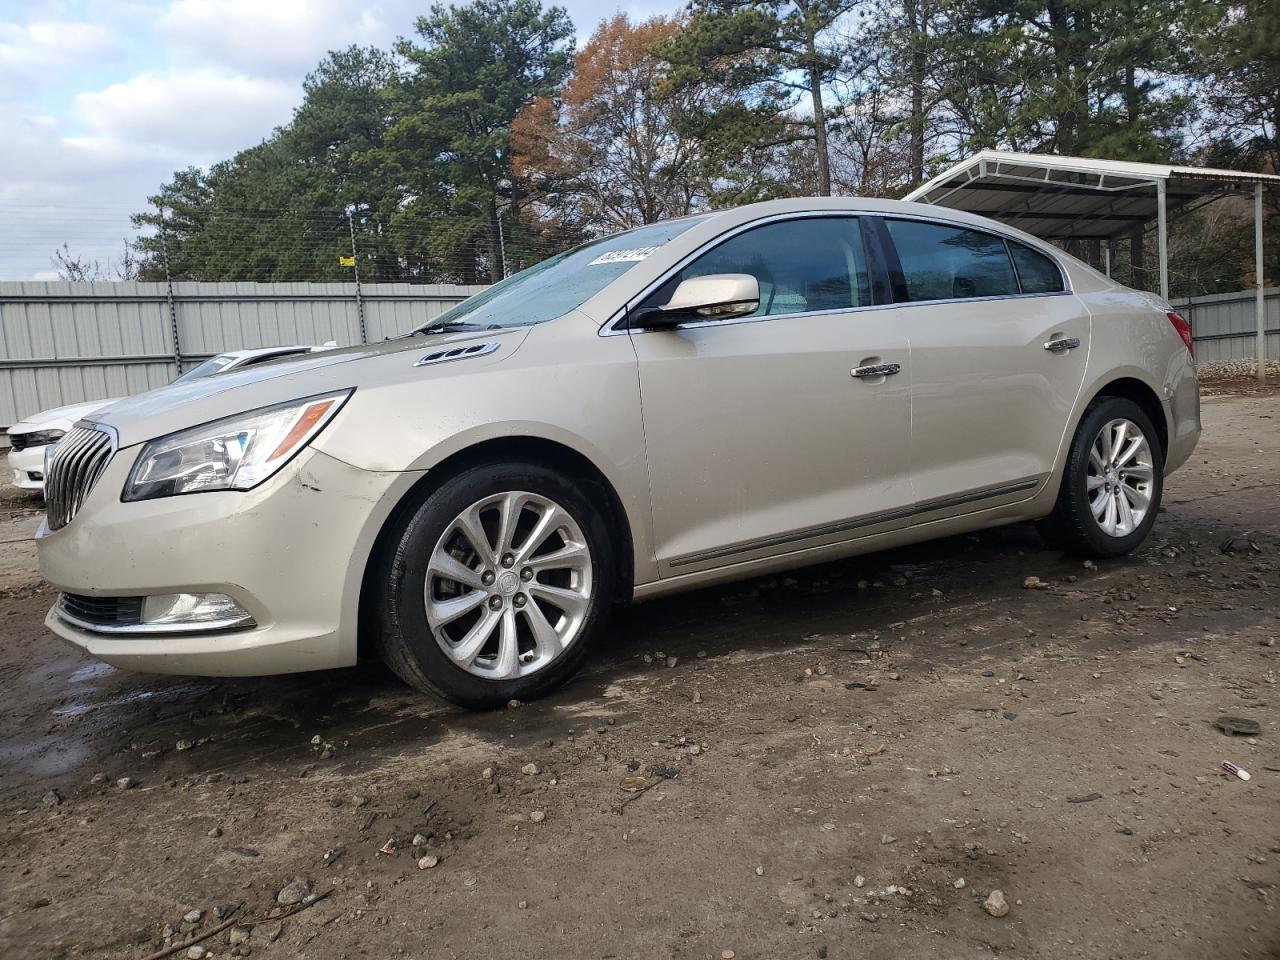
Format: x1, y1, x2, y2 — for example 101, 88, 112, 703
588, 246, 662, 266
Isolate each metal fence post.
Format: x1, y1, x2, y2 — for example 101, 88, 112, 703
157, 205, 182, 373
348, 212, 367, 344
497, 212, 509, 279
1256, 184, 1267, 383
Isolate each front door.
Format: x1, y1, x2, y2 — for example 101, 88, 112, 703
629, 216, 915, 575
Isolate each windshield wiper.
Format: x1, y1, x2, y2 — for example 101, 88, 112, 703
411, 321, 501, 336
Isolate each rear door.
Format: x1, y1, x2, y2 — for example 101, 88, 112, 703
874, 216, 1089, 510
629, 215, 915, 575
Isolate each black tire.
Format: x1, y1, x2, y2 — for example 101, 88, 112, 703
1037, 396, 1165, 558
373, 461, 617, 709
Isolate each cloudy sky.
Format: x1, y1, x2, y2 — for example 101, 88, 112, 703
1, 0, 678, 281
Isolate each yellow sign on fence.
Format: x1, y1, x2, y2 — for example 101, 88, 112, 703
339, 255, 356, 267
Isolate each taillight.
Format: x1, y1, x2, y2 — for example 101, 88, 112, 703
1166, 311, 1194, 357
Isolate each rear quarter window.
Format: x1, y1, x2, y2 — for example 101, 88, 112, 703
1009, 242, 1066, 294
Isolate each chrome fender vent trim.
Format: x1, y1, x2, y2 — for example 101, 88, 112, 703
415, 340, 500, 367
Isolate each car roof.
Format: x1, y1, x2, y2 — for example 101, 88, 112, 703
695, 195, 1052, 235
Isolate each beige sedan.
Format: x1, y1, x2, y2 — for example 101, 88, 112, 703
37, 198, 1200, 708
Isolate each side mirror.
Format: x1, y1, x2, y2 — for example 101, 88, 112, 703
629, 273, 760, 329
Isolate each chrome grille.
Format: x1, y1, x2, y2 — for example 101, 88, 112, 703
45, 424, 115, 531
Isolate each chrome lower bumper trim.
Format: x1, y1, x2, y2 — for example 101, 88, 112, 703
55, 600, 255, 637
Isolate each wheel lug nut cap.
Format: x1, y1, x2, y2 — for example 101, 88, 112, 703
500, 554, 514, 568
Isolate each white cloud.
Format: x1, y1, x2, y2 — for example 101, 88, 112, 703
0, 0, 687, 279
0, 107, 166, 280
0, 19, 115, 66
0, 19, 116, 89
73, 67, 299, 154
158, 0, 414, 77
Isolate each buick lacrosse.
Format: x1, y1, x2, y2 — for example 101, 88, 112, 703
38, 198, 1199, 708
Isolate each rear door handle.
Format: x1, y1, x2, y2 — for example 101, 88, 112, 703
1043, 337, 1081, 352
849, 363, 901, 378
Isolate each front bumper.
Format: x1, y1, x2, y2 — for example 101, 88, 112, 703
7, 444, 46, 490
38, 445, 406, 676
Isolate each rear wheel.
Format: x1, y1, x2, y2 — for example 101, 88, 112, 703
1038, 396, 1164, 558
374, 461, 616, 708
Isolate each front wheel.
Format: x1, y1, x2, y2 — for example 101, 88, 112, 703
374, 461, 617, 709
1037, 396, 1164, 558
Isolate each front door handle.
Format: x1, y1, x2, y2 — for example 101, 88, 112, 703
851, 362, 901, 378
1044, 337, 1081, 352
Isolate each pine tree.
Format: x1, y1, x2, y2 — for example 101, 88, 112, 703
935, 0, 1194, 160
385, 0, 575, 281
660, 0, 860, 197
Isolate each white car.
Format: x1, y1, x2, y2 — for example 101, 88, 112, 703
6, 346, 329, 492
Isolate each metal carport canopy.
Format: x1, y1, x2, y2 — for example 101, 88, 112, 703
904, 150, 1278, 381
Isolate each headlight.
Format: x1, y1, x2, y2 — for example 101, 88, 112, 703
122, 390, 352, 501
15, 429, 65, 449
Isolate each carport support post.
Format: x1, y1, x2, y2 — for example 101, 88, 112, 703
1256, 183, 1267, 383
1156, 179, 1170, 301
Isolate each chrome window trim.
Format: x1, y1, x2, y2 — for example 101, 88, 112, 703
603, 211, 868, 336
608, 289, 1074, 336
878, 212, 1071, 297
602, 208, 1073, 337
1003, 235, 1071, 297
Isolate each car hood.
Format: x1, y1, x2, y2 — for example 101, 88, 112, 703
88, 327, 531, 448
11, 398, 125, 433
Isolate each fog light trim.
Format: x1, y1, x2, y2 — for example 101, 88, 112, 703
57, 592, 256, 635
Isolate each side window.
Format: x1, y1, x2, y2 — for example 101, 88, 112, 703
1009, 241, 1065, 294
883, 219, 1019, 302
643, 217, 872, 319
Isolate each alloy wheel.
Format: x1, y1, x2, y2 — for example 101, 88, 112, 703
424, 491, 593, 680
1086, 418, 1154, 538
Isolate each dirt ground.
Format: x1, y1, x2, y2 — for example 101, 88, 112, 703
1, 389, 1277, 960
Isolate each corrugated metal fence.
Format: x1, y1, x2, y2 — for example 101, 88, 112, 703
1171, 287, 1278, 365
0, 281, 1272, 428
0, 281, 486, 427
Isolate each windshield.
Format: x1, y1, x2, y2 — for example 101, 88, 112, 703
172, 354, 238, 384
413, 216, 710, 333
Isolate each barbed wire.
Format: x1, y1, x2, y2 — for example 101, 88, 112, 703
3, 202, 607, 283
2, 198, 1258, 295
